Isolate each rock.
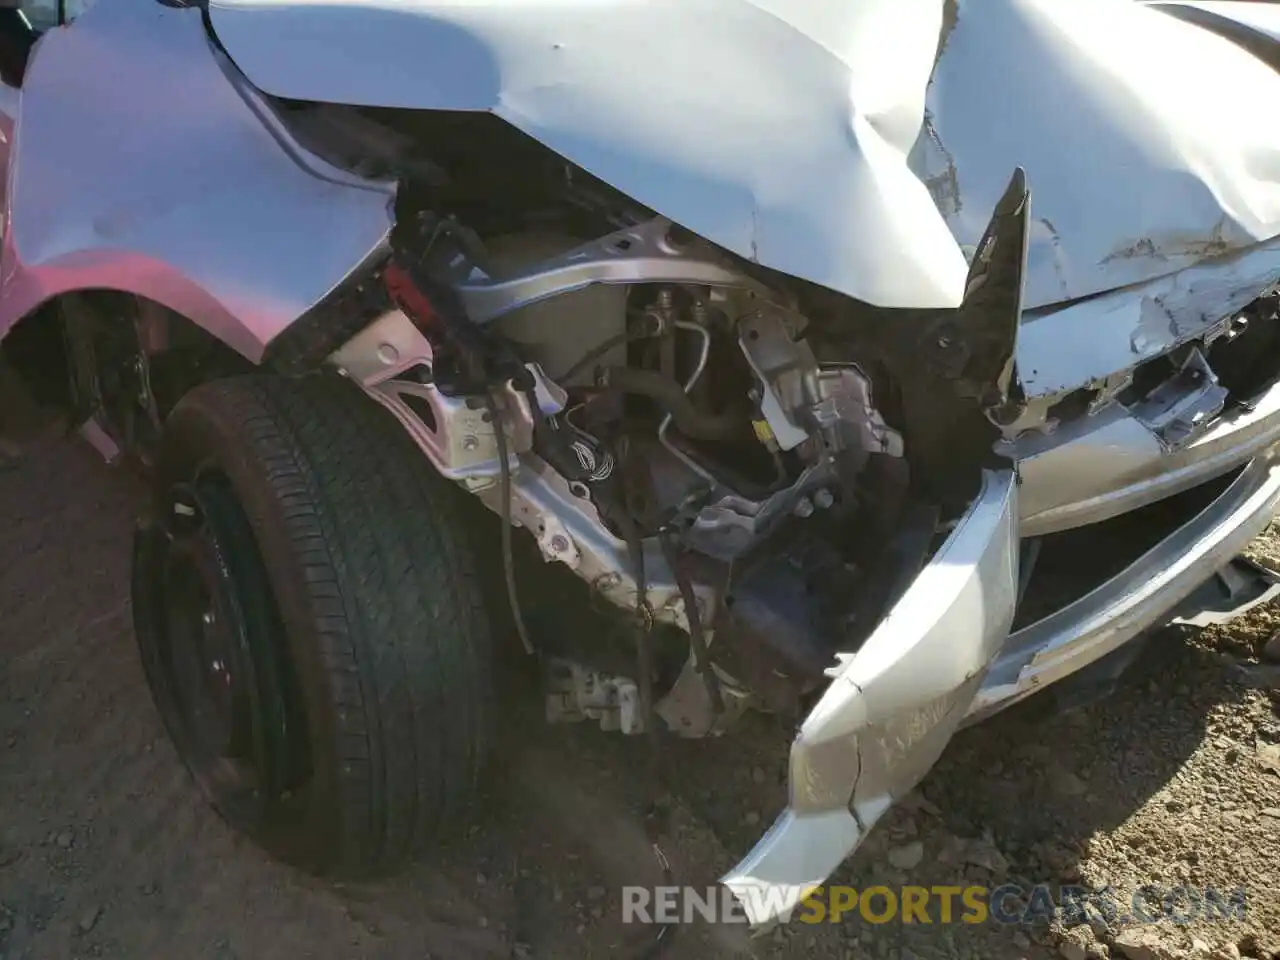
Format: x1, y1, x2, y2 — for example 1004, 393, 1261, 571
1190, 940, 1212, 956
78, 905, 101, 934
1083, 902, 1111, 938
1263, 630, 1280, 663
887, 841, 924, 870
1260, 807, 1280, 818
1018, 743, 1053, 763
751, 766, 766, 785
1050, 765, 1088, 797
1013, 931, 1032, 949
1112, 928, 1169, 960
1060, 942, 1089, 960
1212, 945, 1241, 960
900, 791, 941, 818
55, 831, 74, 850
963, 836, 1010, 875
1087, 946, 1109, 960
1256, 741, 1280, 776
586, 885, 606, 901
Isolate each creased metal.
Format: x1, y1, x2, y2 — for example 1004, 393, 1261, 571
211, 0, 1280, 312
0, 0, 393, 360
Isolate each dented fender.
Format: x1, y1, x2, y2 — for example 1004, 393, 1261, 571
0, 0, 391, 361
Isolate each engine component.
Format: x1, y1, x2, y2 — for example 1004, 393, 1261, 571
737, 309, 814, 451
477, 449, 723, 626
656, 318, 718, 484
484, 232, 629, 387
811, 364, 904, 458
714, 538, 864, 708
545, 657, 644, 734
684, 309, 903, 560
329, 213, 915, 739
602, 364, 740, 441
653, 654, 754, 738
455, 217, 770, 324
684, 461, 838, 560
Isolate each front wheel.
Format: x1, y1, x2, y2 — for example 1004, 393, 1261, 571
132, 374, 494, 876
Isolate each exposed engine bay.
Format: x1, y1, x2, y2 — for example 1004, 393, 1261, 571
319, 110, 1025, 740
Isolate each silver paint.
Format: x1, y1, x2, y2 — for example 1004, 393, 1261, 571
970, 455, 1280, 721
0, 0, 392, 360
1011, 361, 1280, 536
722, 470, 1019, 924
211, 0, 1280, 312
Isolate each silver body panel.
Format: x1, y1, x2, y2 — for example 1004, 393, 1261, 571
971, 456, 1280, 721
209, 0, 1280, 313
0, 0, 392, 360
724, 470, 1020, 923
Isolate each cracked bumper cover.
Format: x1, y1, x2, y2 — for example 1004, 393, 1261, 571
721, 470, 1020, 925
723, 445, 1280, 926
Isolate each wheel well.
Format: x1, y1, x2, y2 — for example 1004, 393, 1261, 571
1, 302, 72, 410
1, 292, 253, 422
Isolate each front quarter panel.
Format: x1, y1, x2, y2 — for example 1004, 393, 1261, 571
0, 0, 392, 361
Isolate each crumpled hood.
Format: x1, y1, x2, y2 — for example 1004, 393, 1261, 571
209, 0, 1280, 311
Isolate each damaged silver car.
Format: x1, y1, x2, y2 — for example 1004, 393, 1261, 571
5, 0, 1280, 926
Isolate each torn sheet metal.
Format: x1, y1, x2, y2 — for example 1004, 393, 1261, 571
1016, 233, 1280, 399
210, 0, 1280, 313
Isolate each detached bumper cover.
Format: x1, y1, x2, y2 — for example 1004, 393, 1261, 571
725, 444, 1280, 925
722, 470, 1019, 925
970, 455, 1280, 721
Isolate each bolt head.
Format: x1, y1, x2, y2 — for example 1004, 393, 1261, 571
792, 497, 815, 518
462, 435, 480, 451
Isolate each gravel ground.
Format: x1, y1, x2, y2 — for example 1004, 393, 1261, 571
1, 377, 1278, 960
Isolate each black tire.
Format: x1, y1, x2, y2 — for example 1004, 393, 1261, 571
132, 373, 494, 876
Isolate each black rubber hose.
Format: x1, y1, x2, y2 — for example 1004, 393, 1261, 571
555, 331, 634, 384
485, 393, 536, 657
603, 367, 740, 442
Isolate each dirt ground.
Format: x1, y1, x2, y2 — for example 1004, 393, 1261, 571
1, 391, 1278, 960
